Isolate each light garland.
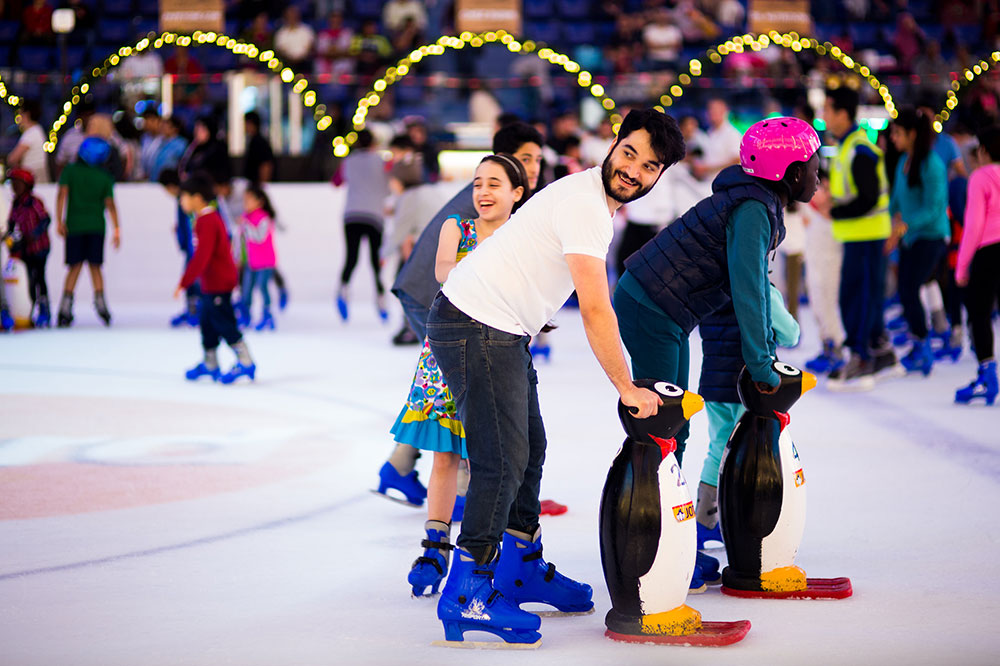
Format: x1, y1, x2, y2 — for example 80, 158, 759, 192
660, 31, 898, 123
937, 52, 1000, 131
336, 30, 620, 157
40, 30, 323, 153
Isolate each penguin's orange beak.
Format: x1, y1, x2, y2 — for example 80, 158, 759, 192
801, 371, 817, 394
682, 391, 705, 420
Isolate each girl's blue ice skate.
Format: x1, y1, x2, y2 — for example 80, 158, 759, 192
0, 308, 13, 332
374, 461, 427, 507
220, 362, 256, 384
493, 527, 594, 615
255, 310, 275, 331
435, 548, 541, 648
185, 363, 221, 382
955, 361, 998, 406
408, 522, 452, 597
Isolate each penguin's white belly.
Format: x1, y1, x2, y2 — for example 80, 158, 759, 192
760, 426, 807, 572
637, 454, 696, 614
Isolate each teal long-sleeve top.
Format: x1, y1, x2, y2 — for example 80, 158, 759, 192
727, 200, 780, 387
889, 152, 951, 246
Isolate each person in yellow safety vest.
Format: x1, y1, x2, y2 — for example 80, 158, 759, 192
823, 87, 903, 391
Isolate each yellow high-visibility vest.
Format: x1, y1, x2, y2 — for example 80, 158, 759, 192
828, 127, 891, 242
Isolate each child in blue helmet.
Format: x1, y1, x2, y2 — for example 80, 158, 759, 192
55, 136, 121, 327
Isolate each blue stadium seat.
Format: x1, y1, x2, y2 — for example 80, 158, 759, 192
556, 0, 592, 19
813, 22, 840, 43
199, 48, 237, 71
848, 23, 882, 49
64, 45, 90, 70
0, 46, 10, 68
352, 0, 383, 21
563, 21, 598, 46
524, 0, 554, 19
952, 25, 982, 47
474, 46, 516, 78
98, 18, 135, 44
102, 0, 133, 15
523, 21, 561, 46
17, 46, 52, 72
135, 19, 159, 37
0, 20, 19, 42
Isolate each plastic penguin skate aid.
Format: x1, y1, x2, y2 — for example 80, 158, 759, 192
599, 380, 751, 646
718, 362, 852, 600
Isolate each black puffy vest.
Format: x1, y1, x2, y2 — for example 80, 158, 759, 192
698, 303, 744, 404
623, 165, 785, 335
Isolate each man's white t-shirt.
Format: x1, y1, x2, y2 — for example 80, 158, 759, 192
16, 124, 50, 183
443, 167, 613, 336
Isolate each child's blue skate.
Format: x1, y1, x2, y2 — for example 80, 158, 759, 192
185, 363, 221, 382
373, 461, 426, 507
0, 308, 13, 332
901, 339, 934, 376
804, 341, 840, 374
34, 302, 51, 328
955, 361, 998, 406
451, 494, 465, 522
697, 520, 724, 549
434, 548, 541, 648
220, 362, 256, 384
697, 550, 722, 585
408, 522, 453, 597
255, 310, 275, 331
336, 287, 349, 322
493, 527, 594, 615
170, 310, 193, 327
529, 342, 550, 362
278, 288, 288, 311
887, 314, 907, 331
377, 295, 388, 323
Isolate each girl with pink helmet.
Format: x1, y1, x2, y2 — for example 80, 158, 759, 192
614, 114, 820, 589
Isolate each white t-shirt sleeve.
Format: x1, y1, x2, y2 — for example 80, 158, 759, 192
553, 192, 611, 259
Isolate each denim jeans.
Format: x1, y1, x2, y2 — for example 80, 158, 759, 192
426, 293, 546, 561
397, 289, 430, 342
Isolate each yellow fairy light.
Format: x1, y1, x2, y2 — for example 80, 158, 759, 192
334, 144, 349, 157
602, 98, 615, 110
590, 83, 605, 97
670, 85, 683, 96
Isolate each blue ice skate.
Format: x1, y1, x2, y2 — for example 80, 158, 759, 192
887, 314, 907, 331
408, 522, 453, 597
892, 331, 910, 347
0, 308, 13, 332
377, 295, 388, 323
255, 310, 275, 331
374, 461, 426, 507
696, 551, 721, 584
451, 494, 465, 522
697, 520, 723, 549
278, 288, 288, 311
901, 339, 934, 376
185, 363, 221, 382
220, 362, 256, 384
529, 342, 550, 362
170, 310, 195, 327
336, 287, 349, 322
435, 548, 541, 648
955, 361, 998, 406
493, 527, 594, 615
805, 340, 841, 374
34, 301, 51, 328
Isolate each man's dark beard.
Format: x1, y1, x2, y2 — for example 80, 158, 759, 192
602, 153, 655, 204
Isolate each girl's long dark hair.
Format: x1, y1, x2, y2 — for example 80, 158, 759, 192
894, 107, 933, 189
479, 153, 530, 213
246, 184, 276, 219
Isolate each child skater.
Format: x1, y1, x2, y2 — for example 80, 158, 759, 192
159, 168, 200, 328
3, 168, 51, 328
397, 154, 528, 597
174, 174, 256, 384
240, 185, 279, 331
955, 125, 1000, 405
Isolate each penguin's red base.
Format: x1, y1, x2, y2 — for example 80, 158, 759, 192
605, 620, 751, 647
721, 577, 853, 600
539, 499, 568, 516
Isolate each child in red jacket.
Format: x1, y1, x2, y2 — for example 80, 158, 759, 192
173, 174, 256, 384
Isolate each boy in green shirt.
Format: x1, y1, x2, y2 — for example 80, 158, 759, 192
55, 137, 121, 327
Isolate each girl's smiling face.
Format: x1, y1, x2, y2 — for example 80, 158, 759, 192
473, 160, 524, 224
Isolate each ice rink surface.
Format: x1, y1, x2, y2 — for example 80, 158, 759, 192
1, 299, 998, 666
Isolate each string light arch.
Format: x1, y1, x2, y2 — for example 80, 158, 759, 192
658, 31, 898, 122
936, 52, 1000, 132
337, 29, 620, 157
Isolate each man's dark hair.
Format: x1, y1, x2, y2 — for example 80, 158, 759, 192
493, 122, 544, 154
355, 129, 374, 149
826, 87, 860, 122
179, 172, 216, 202
613, 108, 686, 168
18, 99, 41, 122
158, 167, 180, 188
979, 125, 1000, 162
389, 134, 415, 150
497, 112, 522, 128
245, 111, 261, 129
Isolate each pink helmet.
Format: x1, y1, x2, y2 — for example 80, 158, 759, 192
740, 116, 821, 181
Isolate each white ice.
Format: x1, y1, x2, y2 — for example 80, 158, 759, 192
1, 183, 998, 664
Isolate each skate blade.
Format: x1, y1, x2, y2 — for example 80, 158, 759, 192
431, 639, 541, 650
605, 620, 751, 647
721, 577, 852, 600
532, 607, 596, 617
369, 489, 423, 508
826, 377, 875, 392
875, 365, 906, 381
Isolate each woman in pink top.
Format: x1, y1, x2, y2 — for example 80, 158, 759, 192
241, 185, 279, 331
955, 127, 1000, 405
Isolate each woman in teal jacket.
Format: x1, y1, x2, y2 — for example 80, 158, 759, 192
887, 107, 950, 376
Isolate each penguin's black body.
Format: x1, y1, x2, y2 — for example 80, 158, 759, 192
718, 361, 814, 592
599, 379, 703, 634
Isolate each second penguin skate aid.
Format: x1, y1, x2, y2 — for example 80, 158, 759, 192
599, 379, 751, 646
